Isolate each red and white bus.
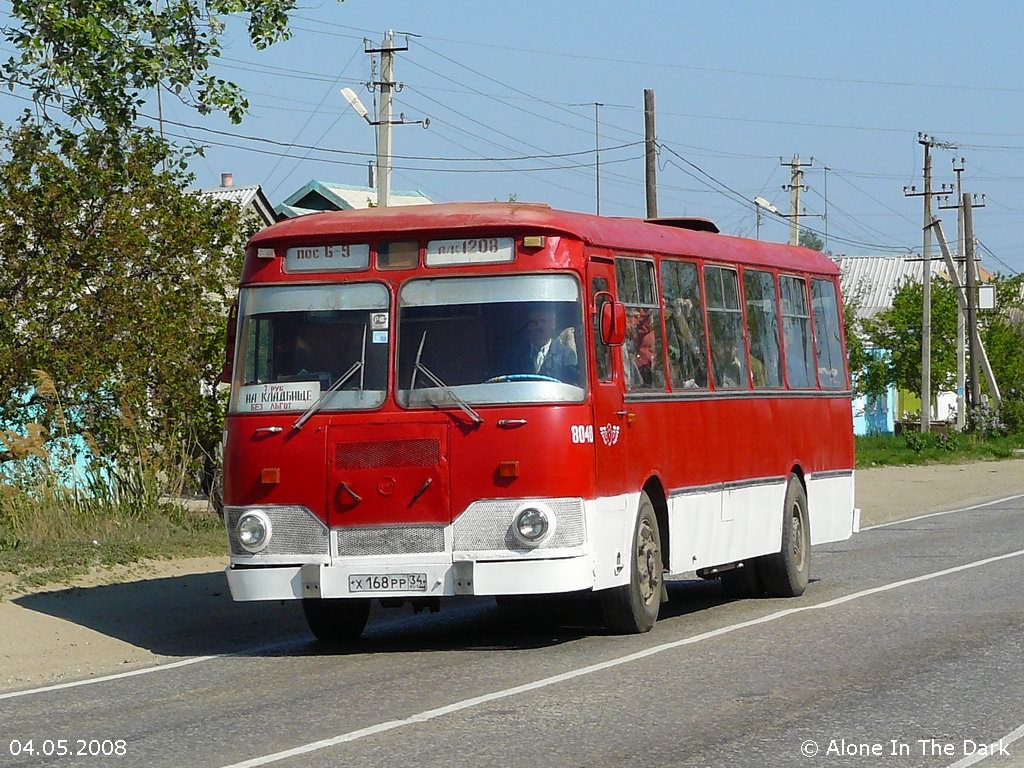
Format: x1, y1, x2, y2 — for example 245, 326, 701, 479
222, 202, 857, 639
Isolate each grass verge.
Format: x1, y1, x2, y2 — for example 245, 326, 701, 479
0, 501, 225, 595
855, 432, 1024, 468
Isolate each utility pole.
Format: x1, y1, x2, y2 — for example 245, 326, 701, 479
781, 155, 812, 246
964, 194, 981, 408
938, 158, 984, 428
373, 31, 400, 207
644, 89, 658, 218
594, 103, 603, 214
355, 32, 428, 208
903, 133, 953, 432
823, 165, 830, 252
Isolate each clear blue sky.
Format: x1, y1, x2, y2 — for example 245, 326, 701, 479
4, 1, 1024, 273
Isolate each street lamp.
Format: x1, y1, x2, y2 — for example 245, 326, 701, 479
754, 196, 780, 240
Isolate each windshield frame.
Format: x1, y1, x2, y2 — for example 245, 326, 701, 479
229, 281, 392, 415
395, 272, 589, 411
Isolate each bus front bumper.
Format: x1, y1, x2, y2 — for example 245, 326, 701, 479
225, 554, 596, 601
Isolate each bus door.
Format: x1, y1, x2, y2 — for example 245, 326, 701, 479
587, 259, 626, 498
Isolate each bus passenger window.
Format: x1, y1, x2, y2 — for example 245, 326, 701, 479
780, 275, 815, 388
705, 266, 747, 389
812, 279, 847, 389
743, 270, 783, 388
591, 277, 613, 382
616, 258, 665, 391
660, 260, 707, 389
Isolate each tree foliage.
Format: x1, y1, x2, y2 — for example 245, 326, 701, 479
798, 228, 824, 252
0, 122, 248, 482
861, 277, 959, 401
3, 0, 298, 130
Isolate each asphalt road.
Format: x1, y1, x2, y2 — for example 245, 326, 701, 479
2, 495, 1024, 768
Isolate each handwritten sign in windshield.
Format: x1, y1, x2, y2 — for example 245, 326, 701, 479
236, 382, 320, 412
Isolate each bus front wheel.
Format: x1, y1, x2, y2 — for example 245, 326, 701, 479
600, 492, 663, 634
301, 598, 371, 643
759, 477, 810, 597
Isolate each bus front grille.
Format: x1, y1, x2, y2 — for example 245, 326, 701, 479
334, 525, 446, 557
335, 439, 440, 470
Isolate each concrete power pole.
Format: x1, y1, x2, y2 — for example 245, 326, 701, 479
964, 195, 981, 409
357, 33, 429, 208
644, 89, 658, 218
938, 159, 983, 429
903, 134, 952, 432
373, 31, 400, 207
781, 155, 812, 246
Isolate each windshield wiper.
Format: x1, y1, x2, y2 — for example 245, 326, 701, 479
292, 324, 367, 431
408, 330, 483, 425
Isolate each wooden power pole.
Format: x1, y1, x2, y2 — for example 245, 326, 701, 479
644, 89, 657, 218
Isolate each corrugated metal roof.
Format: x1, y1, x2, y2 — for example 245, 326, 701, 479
195, 184, 277, 227
834, 255, 949, 319
276, 180, 432, 219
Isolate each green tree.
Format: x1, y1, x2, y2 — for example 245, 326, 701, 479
864, 277, 959, 401
0, 122, 245, 484
798, 229, 824, 251
3, 0, 299, 130
981, 275, 1024, 394
843, 300, 889, 398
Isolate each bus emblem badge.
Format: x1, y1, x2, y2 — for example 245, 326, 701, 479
599, 424, 620, 447
378, 477, 396, 496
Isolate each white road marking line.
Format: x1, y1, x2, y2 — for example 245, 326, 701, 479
3, 490, 1021, 703
947, 722, 1024, 768
218, 547, 1024, 768
861, 491, 1024, 531
0, 637, 310, 702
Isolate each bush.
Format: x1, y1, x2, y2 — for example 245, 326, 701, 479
903, 431, 926, 453
999, 394, 1024, 435
967, 402, 1006, 439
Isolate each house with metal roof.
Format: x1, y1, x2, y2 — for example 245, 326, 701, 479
835, 254, 993, 322
195, 176, 277, 228
832, 254, 993, 432
275, 180, 432, 219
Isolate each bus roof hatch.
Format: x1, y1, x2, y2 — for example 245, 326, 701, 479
644, 217, 720, 234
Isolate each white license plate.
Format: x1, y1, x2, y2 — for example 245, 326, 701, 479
349, 573, 428, 592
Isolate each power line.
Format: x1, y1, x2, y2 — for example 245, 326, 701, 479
290, 17, 1024, 96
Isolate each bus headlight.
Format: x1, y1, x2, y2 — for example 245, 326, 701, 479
237, 510, 272, 553
513, 504, 553, 545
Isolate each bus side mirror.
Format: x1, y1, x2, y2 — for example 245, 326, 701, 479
219, 300, 239, 384
600, 299, 626, 347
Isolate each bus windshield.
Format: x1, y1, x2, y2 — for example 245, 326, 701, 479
397, 274, 586, 408
230, 283, 389, 413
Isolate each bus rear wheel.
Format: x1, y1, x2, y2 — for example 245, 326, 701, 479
759, 477, 810, 597
600, 492, 663, 634
301, 598, 371, 643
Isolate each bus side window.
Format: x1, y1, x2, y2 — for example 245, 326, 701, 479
780, 275, 815, 388
660, 260, 708, 389
743, 269, 784, 388
616, 258, 665, 392
591, 277, 613, 383
811, 279, 847, 389
705, 265, 748, 389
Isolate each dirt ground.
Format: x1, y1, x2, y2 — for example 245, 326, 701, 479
2, 458, 1023, 693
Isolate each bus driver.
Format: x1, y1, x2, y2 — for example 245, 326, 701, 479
509, 304, 578, 383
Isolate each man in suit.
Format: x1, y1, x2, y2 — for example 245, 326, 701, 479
511, 304, 578, 383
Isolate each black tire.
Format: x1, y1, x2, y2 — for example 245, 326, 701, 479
599, 492, 663, 634
301, 598, 371, 642
758, 476, 811, 597
720, 562, 763, 598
